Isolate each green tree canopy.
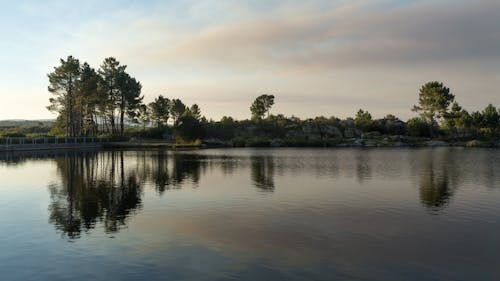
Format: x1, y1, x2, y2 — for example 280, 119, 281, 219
189, 104, 202, 121
250, 94, 275, 120
481, 104, 499, 130
170, 99, 187, 125
354, 109, 373, 131
412, 81, 455, 136
149, 95, 170, 128
47, 55, 81, 137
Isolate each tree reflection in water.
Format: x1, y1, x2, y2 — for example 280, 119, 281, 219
151, 152, 206, 194
415, 149, 458, 212
251, 155, 275, 191
48, 151, 142, 238
47, 150, 208, 238
22, 147, 492, 238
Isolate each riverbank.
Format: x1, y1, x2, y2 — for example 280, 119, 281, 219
104, 141, 201, 150
105, 137, 500, 149
202, 136, 500, 148
2, 137, 499, 153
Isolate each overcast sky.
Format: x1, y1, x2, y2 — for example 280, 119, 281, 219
0, 0, 499, 120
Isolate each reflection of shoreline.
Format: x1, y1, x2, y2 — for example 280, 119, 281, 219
8, 148, 495, 238
414, 149, 456, 212
47, 150, 210, 239
0, 148, 101, 166
251, 155, 275, 191
48, 151, 143, 238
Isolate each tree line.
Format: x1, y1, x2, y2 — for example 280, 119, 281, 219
47, 56, 500, 143
47, 56, 204, 141
48, 56, 142, 137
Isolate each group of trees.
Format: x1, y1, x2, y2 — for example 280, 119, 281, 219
409, 81, 500, 137
47, 57, 499, 143
47, 56, 205, 141
137, 95, 204, 142
48, 56, 142, 137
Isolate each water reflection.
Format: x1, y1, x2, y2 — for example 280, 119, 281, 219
355, 151, 372, 183
251, 155, 275, 191
48, 151, 142, 238
1, 148, 498, 240
411, 149, 460, 212
417, 157, 452, 211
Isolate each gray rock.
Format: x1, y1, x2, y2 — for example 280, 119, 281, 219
270, 139, 284, 147
362, 131, 381, 139
425, 140, 450, 147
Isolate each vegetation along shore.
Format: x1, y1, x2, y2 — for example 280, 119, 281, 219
1, 56, 500, 149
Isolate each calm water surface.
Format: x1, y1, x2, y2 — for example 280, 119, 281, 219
0, 148, 499, 281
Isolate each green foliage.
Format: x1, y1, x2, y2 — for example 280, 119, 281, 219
174, 114, 205, 143
189, 104, 202, 120
354, 109, 374, 131
169, 99, 187, 125
412, 81, 455, 135
42, 66, 500, 144
456, 109, 472, 130
47, 56, 143, 137
481, 104, 499, 130
47, 56, 81, 137
407, 117, 431, 137
0, 125, 52, 138
149, 95, 170, 128
378, 114, 406, 135
250, 94, 275, 120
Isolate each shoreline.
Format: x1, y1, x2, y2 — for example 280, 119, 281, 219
1, 139, 499, 154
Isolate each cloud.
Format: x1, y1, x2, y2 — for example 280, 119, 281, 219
1, 0, 499, 120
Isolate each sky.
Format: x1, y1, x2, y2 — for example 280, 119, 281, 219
0, 0, 499, 121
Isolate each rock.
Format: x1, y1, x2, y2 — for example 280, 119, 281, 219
362, 131, 381, 139
364, 140, 378, 147
425, 140, 450, 147
352, 138, 364, 147
343, 128, 362, 138
319, 124, 343, 138
270, 139, 284, 147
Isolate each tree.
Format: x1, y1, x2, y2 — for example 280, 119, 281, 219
354, 109, 373, 131
412, 81, 455, 136
189, 104, 202, 120
443, 102, 462, 135
407, 117, 432, 137
98, 57, 127, 135
169, 98, 186, 125
117, 72, 143, 136
47, 55, 81, 137
481, 104, 499, 130
250, 94, 275, 120
455, 109, 472, 133
77, 62, 102, 136
136, 104, 151, 131
149, 95, 170, 128
470, 111, 483, 129
174, 114, 205, 143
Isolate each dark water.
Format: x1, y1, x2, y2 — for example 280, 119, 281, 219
0, 148, 499, 281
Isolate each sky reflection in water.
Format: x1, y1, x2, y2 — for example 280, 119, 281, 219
0, 148, 499, 281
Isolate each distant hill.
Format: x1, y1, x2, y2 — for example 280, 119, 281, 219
0, 119, 55, 127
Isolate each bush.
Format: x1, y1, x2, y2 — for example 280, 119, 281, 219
407, 118, 431, 137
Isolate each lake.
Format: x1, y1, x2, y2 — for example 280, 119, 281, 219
0, 148, 499, 281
